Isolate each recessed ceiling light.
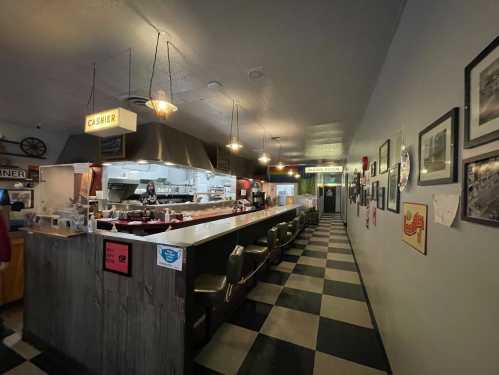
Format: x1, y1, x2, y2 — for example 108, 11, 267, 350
248, 67, 264, 80
207, 80, 223, 89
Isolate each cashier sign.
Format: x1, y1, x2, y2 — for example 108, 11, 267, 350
157, 245, 183, 271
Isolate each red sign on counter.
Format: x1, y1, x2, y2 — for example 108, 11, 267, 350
103, 240, 132, 276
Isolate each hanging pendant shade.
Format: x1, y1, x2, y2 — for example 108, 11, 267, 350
258, 133, 271, 164
146, 34, 177, 118
226, 101, 243, 152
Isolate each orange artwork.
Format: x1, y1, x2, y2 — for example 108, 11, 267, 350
402, 202, 428, 254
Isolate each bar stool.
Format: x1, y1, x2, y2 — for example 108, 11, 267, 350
194, 245, 245, 340
265, 227, 281, 263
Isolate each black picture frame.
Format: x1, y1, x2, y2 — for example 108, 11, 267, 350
465, 35, 499, 148
462, 149, 499, 227
103, 239, 133, 277
370, 161, 377, 177
100, 135, 126, 160
387, 163, 400, 213
418, 107, 459, 186
377, 186, 385, 210
379, 140, 390, 174
372, 181, 379, 202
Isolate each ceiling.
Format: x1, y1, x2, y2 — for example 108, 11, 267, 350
0, 0, 405, 165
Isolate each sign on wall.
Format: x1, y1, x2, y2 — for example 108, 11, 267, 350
103, 240, 132, 276
305, 165, 343, 173
85, 107, 137, 138
402, 203, 428, 255
157, 244, 183, 271
0, 166, 27, 180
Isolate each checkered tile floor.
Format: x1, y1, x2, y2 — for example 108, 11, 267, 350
195, 213, 391, 375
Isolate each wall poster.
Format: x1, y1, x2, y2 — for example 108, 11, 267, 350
103, 240, 132, 276
402, 203, 428, 255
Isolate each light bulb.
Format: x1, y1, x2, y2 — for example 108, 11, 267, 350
288, 169, 294, 176
258, 152, 271, 164
276, 162, 284, 170
146, 90, 178, 118
226, 138, 243, 152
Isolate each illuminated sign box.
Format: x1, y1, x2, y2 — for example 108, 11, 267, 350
85, 107, 137, 138
305, 166, 344, 174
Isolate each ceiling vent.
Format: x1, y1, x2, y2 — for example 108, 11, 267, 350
121, 95, 150, 112
248, 67, 265, 80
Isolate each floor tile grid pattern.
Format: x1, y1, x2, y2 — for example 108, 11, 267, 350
196, 213, 392, 375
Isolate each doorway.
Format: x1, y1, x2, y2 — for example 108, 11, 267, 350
324, 186, 336, 213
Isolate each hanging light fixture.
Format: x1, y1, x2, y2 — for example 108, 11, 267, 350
288, 168, 294, 176
258, 133, 271, 164
294, 173, 301, 179
276, 140, 284, 170
226, 101, 243, 152
146, 33, 178, 118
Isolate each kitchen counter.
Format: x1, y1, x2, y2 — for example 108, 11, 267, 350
20, 225, 85, 239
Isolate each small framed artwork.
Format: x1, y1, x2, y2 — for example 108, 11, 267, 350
379, 140, 390, 174
387, 163, 400, 213
370, 161, 377, 177
465, 36, 499, 148
377, 186, 385, 210
371, 181, 379, 202
418, 108, 459, 185
402, 203, 428, 255
462, 150, 499, 227
103, 240, 132, 277
8, 189, 34, 209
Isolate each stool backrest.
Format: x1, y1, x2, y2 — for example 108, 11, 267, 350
267, 227, 279, 249
292, 217, 300, 232
276, 222, 289, 243
227, 245, 245, 284
299, 212, 306, 226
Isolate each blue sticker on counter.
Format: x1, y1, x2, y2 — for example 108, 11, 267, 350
157, 245, 183, 271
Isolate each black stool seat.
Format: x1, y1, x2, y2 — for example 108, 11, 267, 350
256, 236, 268, 246
194, 274, 227, 295
244, 244, 269, 256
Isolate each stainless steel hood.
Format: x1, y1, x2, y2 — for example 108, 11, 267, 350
58, 123, 214, 171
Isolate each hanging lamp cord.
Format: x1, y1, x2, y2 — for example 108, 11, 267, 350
167, 40, 174, 103
229, 100, 235, 143
148, 32, 160, 99
86, 62, 96, 114
236, 103, 240, 143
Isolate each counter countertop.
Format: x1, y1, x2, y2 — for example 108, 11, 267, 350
19, 226, 85, 239
142, 204, 301, 247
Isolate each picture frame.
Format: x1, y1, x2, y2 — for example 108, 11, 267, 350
7, 189, 34, 209
377, 186, 385, 210
387, 163, 400, 213
370, 161, 377, 177
379, 139, 390, 174
402, 202, 428, 255
465, 36, 499, 148
462, 149, 499, 227
418, 108, 459, 185
371, 181, 378, 202
103, 240, 132, 277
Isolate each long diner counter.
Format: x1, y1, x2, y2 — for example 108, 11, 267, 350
22, 204, 302, 375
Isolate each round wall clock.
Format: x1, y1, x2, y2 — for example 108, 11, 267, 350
399, 146, 411, 192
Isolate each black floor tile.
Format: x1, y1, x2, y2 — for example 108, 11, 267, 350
323, 280, 366, 301
301, 250, 327, 259
327, 259, 357, 271
328, 247, 352, 254
282, 254, 300, 263
330, 238, 350, 244
312, 233, 329, 239
229, 299, 273, 331
275, 287, 322, 315
193, 363, 224, 374
238, 334, 314, 375
31, 351, 90, 375
0, 323, 15, 340
292, 264, 325, 278
260, 270, 290, 285
293, 242, 307, 249
0, 344, 25, 373
308, 240, 329, 247
317, 317, 390, 371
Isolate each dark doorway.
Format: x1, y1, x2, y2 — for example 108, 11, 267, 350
324, 186, 336, 213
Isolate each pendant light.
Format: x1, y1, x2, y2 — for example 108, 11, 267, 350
276, 140, 284, 170
258, 133, 271, 164
288, 168, 294, 176
146, 33, 178, 118
226, 101, 243, 152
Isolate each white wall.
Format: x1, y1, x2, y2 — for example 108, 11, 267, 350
346, 1, 499, 374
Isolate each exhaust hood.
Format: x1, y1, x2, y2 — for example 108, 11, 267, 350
58, 123, 214, 171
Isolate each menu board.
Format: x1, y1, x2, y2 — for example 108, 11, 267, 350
103, 240, 132, 276
100, 135, 126, 160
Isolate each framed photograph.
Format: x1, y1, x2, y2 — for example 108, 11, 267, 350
418, 108, 459, 185
377, 186, 385, 210
379, 140, 390, 174
100, 135, 126, 160
402, 203, 428, 255
465, 36, 499, 148
103, 240, 132, 277
370, 161, 377, 177
462, 150, 499, 227
8, 189, 34, 209
371, 181, 378, 202
387, 163, 400, 213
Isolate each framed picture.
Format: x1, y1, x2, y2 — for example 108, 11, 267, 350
8, 189, 34, 209
100, 135, 126, 160
379, 140, 390, 174
418, 108, 459, 185
371, 181, 378, 201
462, 150, 499, 227
377, 186, 385, 210
402, 203, 428, 255
387, 163, 400, 213
465, 36, 499, 148
370, 161, 377, 177
103, 240, 132, 277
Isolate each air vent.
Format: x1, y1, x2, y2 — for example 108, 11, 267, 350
248, 67, 264, 80
121, 95, 150, 111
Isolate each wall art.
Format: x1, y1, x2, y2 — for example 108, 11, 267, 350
379, 139, 390, 174
372, 181, 379, 202
418, 108, 459, 185
399, 145, 411, 191
371, 161, 377, 177
387, 163, 400, 213
462, 149, 499, 227
465, 36, 499, 148
377, 186, 385, 210
402, 202, 428, 255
